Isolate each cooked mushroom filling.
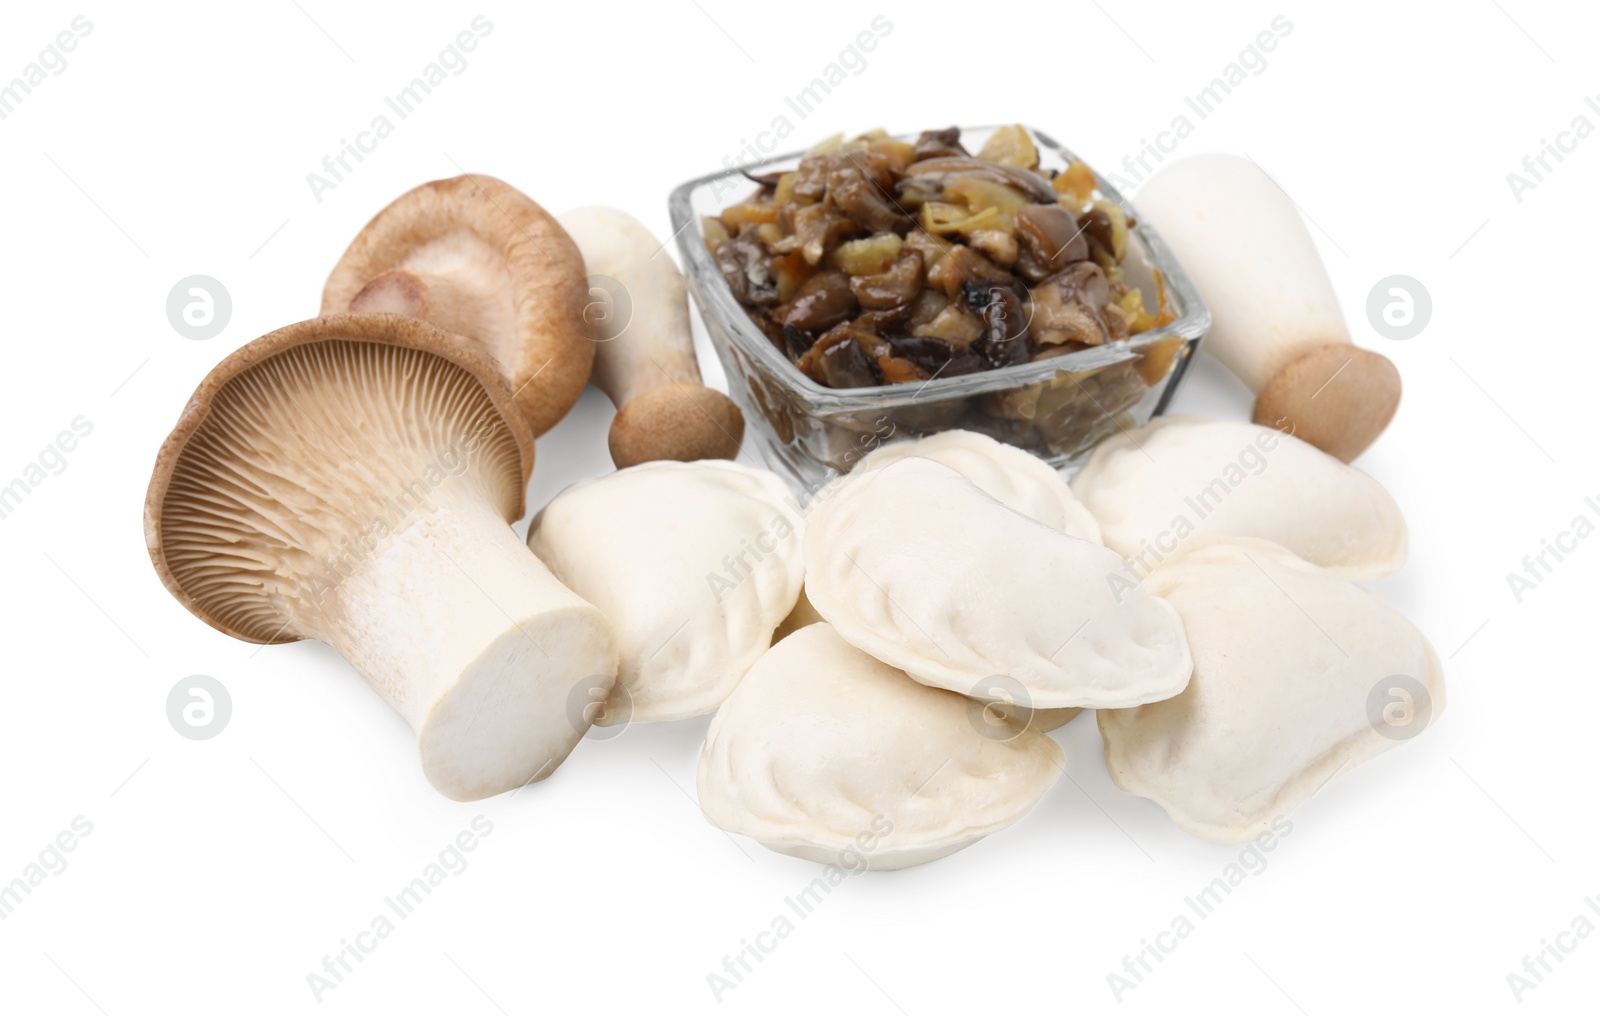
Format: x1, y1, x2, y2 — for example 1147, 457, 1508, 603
707, 125, 1175, 389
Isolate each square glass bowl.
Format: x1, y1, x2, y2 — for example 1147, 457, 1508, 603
668, 125, 1210, 495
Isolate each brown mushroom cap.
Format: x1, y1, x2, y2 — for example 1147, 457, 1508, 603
608, 384, 745, 469
144, 314, 534, 644
1252, 344, 1401, 463
320, 174, 593, 436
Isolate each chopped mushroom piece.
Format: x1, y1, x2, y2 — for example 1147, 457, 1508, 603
791, 203, 861, 266
798, 325, 879, 388
715, 228, 779, 305
1028, 262, 1117, 346
932, 245, 1014, 302
849, 250, 924, 309
966, 282, 1031, 368
969, 229, 1019, 267
1013, 203, 1089, 283
976, 124, 1040, 169
912, 126, 970, 161
817, 333, 879, 388
912, 303, 984, 345
828, 161, 910, 233
884, 334, 982, 377
783, 270, 859, 332
144, 315, 619, 801
903, 157, 1059, 205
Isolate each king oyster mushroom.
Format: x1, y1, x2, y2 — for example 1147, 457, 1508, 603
144, 315, 618, 801
321, 174, 593, 436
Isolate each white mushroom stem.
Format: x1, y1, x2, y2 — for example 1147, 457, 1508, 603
559, 206, 743, 467
146, 319, 617, 802
1134, 154, 1400, 462
304, 491, 616, 802
1136, 155, 1346, 392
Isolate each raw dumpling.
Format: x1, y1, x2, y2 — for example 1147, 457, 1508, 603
805, 456, 1192, 709
697, 623, 1063, 870
527, 460, 804, 723
1070, 416, 1406, 579
852, 430, 1101, 542
1098, 538, 1445, 843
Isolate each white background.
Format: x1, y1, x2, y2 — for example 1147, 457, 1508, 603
1, 1, 1594, 1013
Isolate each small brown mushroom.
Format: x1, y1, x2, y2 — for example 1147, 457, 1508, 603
321, 175, 592, 436
559, 207, 744, 468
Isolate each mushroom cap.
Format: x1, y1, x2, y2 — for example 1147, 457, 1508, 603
320, 174, 593, 436
145, 314, 535, 645
1252, 344, 1401, 463
607, 383, 744, 468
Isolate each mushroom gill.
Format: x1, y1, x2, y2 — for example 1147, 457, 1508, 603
146, 315, 618, 801
157, 336, 525, 643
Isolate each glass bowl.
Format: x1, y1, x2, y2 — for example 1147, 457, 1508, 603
668, 124, 1210, 497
